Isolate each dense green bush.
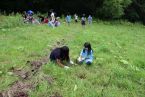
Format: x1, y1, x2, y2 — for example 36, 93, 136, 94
97, 0, 132, 19
125, 0, 145, 24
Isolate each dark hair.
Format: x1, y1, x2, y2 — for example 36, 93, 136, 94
60, 46, 70, 62
83, 42, 92, 55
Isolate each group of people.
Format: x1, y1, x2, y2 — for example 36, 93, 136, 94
47, 11, 61, 27
22, 10, 93, 28
66, 14, 93, 26
23, 10, 34, 23
23, 10, 41, 24
49, 42, 93, 69
22, 10, 61, 27
22, 11, 94, 69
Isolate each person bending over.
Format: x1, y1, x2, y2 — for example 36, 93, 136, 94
50, 46, 73, 69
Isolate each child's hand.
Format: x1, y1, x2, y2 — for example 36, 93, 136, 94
70, 60, 74, 65
82, 57, 85, 60
78, 57, 83, 61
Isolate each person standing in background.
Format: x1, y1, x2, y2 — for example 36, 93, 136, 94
74, 14, 78, 23
88, 15, 93, 24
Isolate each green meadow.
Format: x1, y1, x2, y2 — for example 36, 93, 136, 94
0, 15, 145, 97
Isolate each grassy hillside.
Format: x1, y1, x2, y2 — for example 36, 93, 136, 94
0, 15, 145, 97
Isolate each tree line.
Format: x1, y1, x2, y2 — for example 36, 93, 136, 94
0, 0, 145, 24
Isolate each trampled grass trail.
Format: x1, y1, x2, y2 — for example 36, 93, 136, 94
0, 17, 145, 97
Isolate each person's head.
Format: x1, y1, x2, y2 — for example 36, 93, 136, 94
60, 46, 70, 61
83, 42, 92, 55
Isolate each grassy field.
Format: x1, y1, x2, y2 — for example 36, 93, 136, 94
0, 15, 145, 97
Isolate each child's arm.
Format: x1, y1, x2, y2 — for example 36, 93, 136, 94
79, 50, 85, 60
56, 59, 65, 68
56, 59, 70, 69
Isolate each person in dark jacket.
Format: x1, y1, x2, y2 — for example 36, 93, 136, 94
50, 46, 73, 69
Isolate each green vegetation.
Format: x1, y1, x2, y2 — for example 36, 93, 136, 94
1, 0, 145, 24
0, 15, 145, 97
97, 0, 132, 19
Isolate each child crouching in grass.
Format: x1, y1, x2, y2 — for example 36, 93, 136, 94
77, 42, 93, 65
49, 46, 74, 69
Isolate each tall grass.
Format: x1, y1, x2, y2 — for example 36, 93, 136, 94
0, 14, 26, 29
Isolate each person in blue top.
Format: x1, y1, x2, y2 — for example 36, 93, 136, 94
77, 42, 93, 65
88, 15, 92, 24
66, 14, 71, 26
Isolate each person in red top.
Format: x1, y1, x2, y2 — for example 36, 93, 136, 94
43, 17, 49, 23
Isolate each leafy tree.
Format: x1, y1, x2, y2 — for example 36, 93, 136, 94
125, 0, 145, 24
97, 0, 132, 19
